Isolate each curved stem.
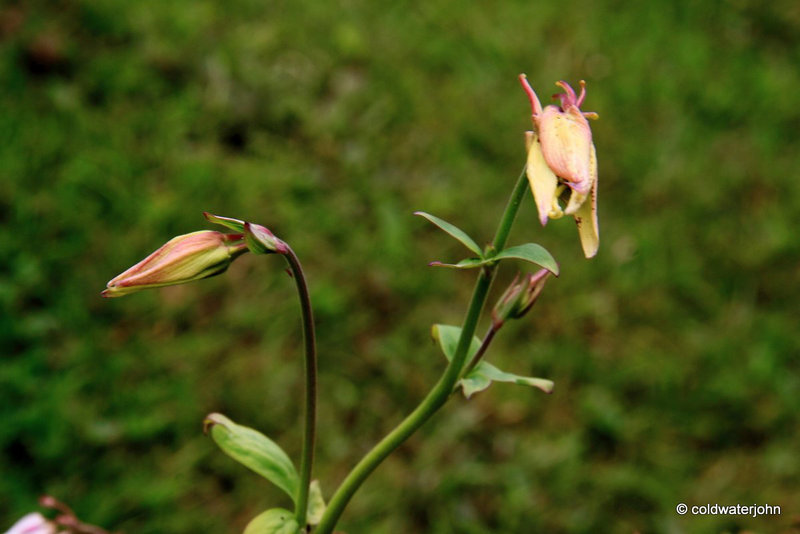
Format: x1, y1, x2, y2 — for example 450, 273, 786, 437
283, 246, 317, 527
315, 167, 529, 534
460, 324, 499, 380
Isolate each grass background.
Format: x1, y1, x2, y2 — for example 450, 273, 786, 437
2, 0, 799, 532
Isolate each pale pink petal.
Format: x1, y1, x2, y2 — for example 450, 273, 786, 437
537, 106, 594, 195
5, 513, 56, 534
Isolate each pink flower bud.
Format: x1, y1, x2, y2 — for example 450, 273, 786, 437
4, 513, 56, 534
102, 231, 248, 298
491, 269, 550, 327
520, 74, 599, 258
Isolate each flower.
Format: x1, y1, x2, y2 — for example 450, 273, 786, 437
4, 513, 56, 534
102, 231, 248, 298
491, 269, 550, 328
520, 74, 599, 258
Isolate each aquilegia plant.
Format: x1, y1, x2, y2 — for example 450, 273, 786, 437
6, 75, 600, 534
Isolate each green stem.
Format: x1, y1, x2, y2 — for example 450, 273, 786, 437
315, 167, 529, 534
283, 246, 317, 528
460, 324, 499, 380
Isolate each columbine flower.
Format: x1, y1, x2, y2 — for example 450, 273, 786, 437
491, 269, 550, 328
4, 513, 56, 534
102, 231, 248, 298
520, 74, 599, 258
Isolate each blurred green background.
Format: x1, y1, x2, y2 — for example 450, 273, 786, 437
2, 0, 799, 532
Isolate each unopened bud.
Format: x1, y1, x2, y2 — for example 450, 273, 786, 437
102, 231, 247, 298
204, 212, 287, 255
491, 269, 550, 327
244, 222, 288, 255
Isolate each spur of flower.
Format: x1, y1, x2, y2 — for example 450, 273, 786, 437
520, 74, 599, 258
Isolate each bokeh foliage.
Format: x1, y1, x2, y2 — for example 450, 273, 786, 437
2, 0, 799, 532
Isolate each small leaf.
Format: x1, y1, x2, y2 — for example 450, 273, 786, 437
459, 370, 493, 398
415, 211, 484, 257
432, 325, 554, 398
429, 258, 486, 269
204, 212, 246, 233
306, 480, 326, 526
204, 413, 299, 504
493, 244, 559, 275
461, 361, 554, 398
427, 243, 557, 274
431, 324, 481, 370
243, 508, 300, 534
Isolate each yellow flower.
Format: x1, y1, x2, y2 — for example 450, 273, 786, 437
520, 74, 599, 258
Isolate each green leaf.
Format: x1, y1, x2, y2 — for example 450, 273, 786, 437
306, 480, 326, 526
243, 508, 300, 534
204, 413, 299, 504
204, 212, 246, 233
493, 243, 559, 276
415, 211, 484, 257
429, 258, 486, 269
431, 324, 482, 371
461, 361, 554, 398
427, 243, 558, 275
432, 324, 554, 398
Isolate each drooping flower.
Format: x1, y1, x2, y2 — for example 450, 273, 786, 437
520, 74, 599, 258
102, 231, 248, 298
4, 513, 56, 534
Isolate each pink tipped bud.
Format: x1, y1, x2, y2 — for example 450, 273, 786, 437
4, 513, 56, 534
102, 231, 248, 298
491, 269, 550, 327
244, 222, 288, 255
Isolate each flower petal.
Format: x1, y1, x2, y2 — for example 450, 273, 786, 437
525, 131, 559, 226
4, 513, 55, 534
538, 105, 593, 195
563, 188, 588, 216
573, 143, 599, 258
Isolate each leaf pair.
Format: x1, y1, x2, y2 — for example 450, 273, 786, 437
204, 413, 326, 533
415, 212, 559, 275
432, 324, 553, 398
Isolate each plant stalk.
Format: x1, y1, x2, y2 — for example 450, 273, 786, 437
283, 246, 317, 527
315, 167, 529, 533
460, 324, 498, 380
